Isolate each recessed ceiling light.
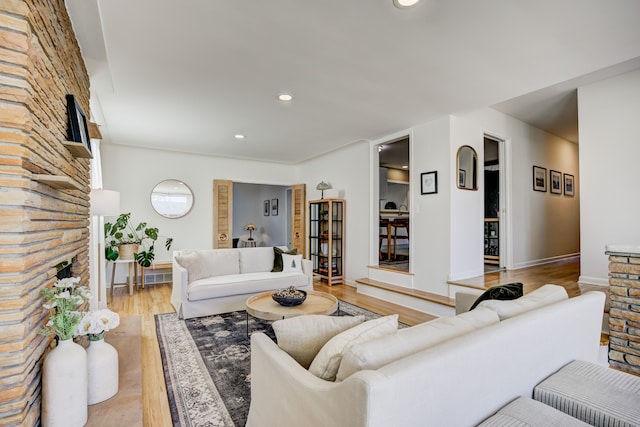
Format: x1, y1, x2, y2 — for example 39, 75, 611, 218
234, 134, 245, 140
393, 0, 421, 9
278, 93, 293, 102
402, 165, 408, 169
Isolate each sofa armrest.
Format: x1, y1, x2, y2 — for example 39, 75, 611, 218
247, 332, 383, 427
455, 292, 480, 314
171, 255, 189, 318
302, 258, 313, 287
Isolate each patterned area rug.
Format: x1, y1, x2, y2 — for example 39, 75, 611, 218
155, 301, 392, 427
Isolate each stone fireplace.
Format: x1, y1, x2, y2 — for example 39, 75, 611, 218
606, 244, 640, 375
0, 1, 91, 425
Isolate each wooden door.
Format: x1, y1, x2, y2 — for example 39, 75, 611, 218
213, 180, 233, 249
291, 184, 306, 256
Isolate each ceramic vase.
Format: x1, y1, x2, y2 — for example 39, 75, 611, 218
87, 337, 119, 404
42, 338, 88, 427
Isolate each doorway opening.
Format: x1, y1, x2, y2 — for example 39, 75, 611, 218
378, 137, 410, 271
483, 136, 503, 273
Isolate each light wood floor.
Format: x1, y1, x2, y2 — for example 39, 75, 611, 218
109, 259, 582, 427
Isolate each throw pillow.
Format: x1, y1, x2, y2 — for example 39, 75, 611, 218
477, 284, 568, 320
282, 254, 303, 273
308, 314, 398, 381
271, 247, 297, 272
469, 282, 524, 311
335, 307, 499, 381
272, 315, 365, 369
174, 252, 209, 283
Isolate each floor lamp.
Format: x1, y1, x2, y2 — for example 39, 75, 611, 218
90, 189, 120, 309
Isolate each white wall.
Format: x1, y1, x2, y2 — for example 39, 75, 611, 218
101, 144, 298, 263
410, 117, 452, 295
296, 141, 371, 284
449, 109, 580, 280
578, 69, 640, 286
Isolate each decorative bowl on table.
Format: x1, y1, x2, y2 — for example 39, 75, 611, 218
272, 286, 307, 306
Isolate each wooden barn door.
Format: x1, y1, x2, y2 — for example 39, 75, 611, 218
213, 180, 233, 248
291, 184, 306, 256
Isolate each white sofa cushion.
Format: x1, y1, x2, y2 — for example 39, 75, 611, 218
282, 254, 303, 273
175, 252, 210, 282
308, 314, 398, 381
239, 247, 277, 274
272, 315, 365, 369
477, 284, 568, 320
203, 249, 240, 277
335, 307, 499, 381
188, 272, 308, 301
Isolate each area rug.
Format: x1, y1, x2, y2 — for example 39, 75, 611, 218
155, 301, 392, 427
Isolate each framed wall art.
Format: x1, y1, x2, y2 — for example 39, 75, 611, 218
550, 170, 562, 194
564, 173, 575, 196
533, 166, 547, 192
263, 200, 270, 216
66, 94, 91, 152
271, 198, 278, 216
420, 171, 438, 195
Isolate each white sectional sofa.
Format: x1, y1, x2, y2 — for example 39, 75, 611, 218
171, 246, 313, 319
247, 286, 608, 427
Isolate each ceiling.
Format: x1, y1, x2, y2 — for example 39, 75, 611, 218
65, 0, 640, 164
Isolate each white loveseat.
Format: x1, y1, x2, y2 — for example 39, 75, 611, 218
247, 286, 606, 427
171, 246, 313, 319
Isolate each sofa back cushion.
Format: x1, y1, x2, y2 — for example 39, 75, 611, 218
272, 315, 365, 369
239, 247, 278, 274
477, 284, 568, 320
175, 252, 210, 283
308, 314, 398, 381
335, 307, 499, 381
204, 250, 240, 277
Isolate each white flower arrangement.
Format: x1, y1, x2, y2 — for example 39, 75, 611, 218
40, 277, 92, 341
76, 309, 120, 341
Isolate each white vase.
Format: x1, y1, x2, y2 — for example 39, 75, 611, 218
42, 338, 88, 427
87, 337, 119, 404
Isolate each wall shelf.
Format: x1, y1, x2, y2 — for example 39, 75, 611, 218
62, 140, 92, 158
33, 174, 81, 190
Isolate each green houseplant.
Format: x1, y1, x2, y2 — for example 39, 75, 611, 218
104, 212, 173, 267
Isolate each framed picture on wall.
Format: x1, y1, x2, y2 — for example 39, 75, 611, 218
564, 173, 575, 196
458, 169, 466, 188
271, 198, 278, 216
263, 200, 270, 216
420, 171, 437, 194
65, 94, 91, 152
550, 170, 562, 194
533, 166, 547, 192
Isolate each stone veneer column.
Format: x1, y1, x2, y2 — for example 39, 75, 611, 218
606, 244, 640, 375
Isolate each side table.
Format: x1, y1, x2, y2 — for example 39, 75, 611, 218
110, 259, 139, 296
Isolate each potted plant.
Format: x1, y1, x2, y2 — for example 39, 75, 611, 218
104, 212, 173, 267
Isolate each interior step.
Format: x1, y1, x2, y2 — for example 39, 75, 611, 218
355, 278, 456, 318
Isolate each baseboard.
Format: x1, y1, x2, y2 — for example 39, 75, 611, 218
512, 253, 580, 270
578, 275, 609, 287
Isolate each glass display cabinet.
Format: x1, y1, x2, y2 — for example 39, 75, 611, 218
484, 218, 499, 265
309, 199, 345, 285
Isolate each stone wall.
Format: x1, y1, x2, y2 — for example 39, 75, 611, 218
0, 0, 91, 425
607, 245, 640, 376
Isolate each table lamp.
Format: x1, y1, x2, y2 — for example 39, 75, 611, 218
245, 224, 256, 241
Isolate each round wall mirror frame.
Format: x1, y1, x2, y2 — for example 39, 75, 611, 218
150, 179, 194, 218
456, 145, 478, 191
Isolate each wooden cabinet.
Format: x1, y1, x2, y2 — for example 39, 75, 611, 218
309, 199, 344, 285
484, 218, 499, 265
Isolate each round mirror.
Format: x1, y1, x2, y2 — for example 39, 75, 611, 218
151, 180, 194, 218
456, 145, 478, 190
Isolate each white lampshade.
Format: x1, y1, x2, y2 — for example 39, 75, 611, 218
90, 189, 121, 216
